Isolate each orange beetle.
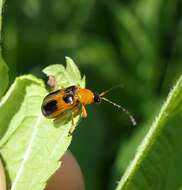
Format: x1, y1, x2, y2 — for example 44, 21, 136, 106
41, 84, 136, 133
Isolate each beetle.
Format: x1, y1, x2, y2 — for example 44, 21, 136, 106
41, 84, 136, 134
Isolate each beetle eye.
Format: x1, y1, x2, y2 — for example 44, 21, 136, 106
63, 95, 74, 104
94, 93, 101, 103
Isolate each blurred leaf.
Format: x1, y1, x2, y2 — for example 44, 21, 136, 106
0, 58, 85, 190
116, 75, 182, 190
49, 0, 94, 29
0, 0, 9, 98
0, 59, 9, 98
135, 0, 162, 32
0, 0, 5, 32
114, 4, 157, 80
76, 37, 123, 82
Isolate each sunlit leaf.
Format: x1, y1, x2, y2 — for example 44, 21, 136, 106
43, 56, 85, 89
0, 58, 85, 190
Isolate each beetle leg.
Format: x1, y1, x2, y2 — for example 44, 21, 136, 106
69, 104, 84, 135
69, 112, 76, 135
81, 105, 87, 118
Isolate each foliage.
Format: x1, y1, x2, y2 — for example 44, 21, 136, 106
116, 75, 182, 190
0, 57, 85, 189
1, 0, 182, 189
0, 58, 9, 98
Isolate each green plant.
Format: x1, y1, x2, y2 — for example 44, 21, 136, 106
0, 57, 85, 189
0, 0, 182, 189
115, 75, 182, 190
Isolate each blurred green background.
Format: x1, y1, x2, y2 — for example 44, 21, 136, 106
2, 0, 182, 189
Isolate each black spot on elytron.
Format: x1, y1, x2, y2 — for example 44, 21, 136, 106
65, 86, 77, 95
93, 92, 101, 104
41, 100, 58, 116
63, 94, 74, 104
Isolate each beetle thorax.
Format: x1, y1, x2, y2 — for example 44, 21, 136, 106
78, 88, 94, 105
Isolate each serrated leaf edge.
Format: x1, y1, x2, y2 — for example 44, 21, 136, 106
65, 56, 81, 79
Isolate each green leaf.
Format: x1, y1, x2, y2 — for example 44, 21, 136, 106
0, 60, 85, 190
0, 0, 5, 33
0, 0, 9, 98
0, 58, 9, 98
43, 56, 85, 89
116, 75, 182, 190
0, 75, 44, 142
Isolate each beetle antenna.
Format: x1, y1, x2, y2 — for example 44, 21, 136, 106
101, 97, 136, 126
100, 84, 124, 97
